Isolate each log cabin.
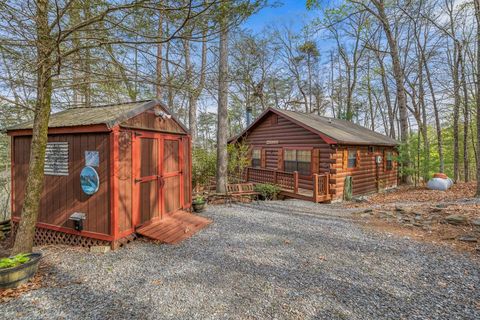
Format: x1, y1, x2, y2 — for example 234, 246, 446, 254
7, 100, 210, 249
229, 107, 399, 202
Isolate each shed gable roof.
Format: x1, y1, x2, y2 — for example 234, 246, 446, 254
230, 107, 399, 146
7, 99, 188, 133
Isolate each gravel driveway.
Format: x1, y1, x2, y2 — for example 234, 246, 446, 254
2, 200, 479, 319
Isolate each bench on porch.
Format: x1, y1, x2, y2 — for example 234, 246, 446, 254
205, 182, 259, 204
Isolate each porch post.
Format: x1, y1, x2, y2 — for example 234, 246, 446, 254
293, 171, 299, 194
313, 173, 319, 202
325, 174, 330, 197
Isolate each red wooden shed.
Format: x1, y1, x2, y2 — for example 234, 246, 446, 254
7, 100, 209, 249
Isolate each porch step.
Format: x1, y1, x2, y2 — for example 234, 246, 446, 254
136, 211, 212, 244
280, 190, 331, 203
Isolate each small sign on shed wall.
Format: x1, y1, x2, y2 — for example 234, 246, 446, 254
85, 151, 99, 167
44, 142, 69, 176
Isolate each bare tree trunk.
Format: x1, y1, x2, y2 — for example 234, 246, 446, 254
69, 2, 82, 106
186, 28, 207, 145
338, 53, 344, 117
165, 22, 174, 110
156, 12, 163, 99
307, 54, 312, 113
419, 76, 429, 182
329, 51, 336, 117
12, 0, 53, 254
461, 48, 470, 182
474, 0, 480, 196
373, 1, 408, 142
423, 51, 444, 173
184, 35, 194, 137
216, 9, 229, 194
82, 1, 92, 106
367, 57, 375, 130
374, 50, 395, 139
452, 42, 461, 182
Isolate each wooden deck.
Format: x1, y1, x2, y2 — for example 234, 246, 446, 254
245, 167, 331, 203
136, 211, 212, 244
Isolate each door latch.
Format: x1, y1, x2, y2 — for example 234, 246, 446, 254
157, 175, 165, 187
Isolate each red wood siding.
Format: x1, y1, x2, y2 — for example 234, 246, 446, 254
182, 136, 192, 208
12, 133, 111, 235
138, 137, 160, 223
163, 139, 179, 173
164, 176, 181, 214
163, 138, 182, 215
121, 108, 184, 133
118, 130, 133, 233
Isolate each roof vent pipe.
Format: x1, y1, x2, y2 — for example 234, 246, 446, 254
246, 107, 252, 126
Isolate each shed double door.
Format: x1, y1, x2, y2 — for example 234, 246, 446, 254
133, 132, 183, 226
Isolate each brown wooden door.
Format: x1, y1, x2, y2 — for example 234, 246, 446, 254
162, 136, 183, 215
134, 134, 161, 225
264, 148, 280, 170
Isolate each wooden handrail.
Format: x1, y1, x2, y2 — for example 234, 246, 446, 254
293, 171, 299, 194
245, 167, 330, 202
244, 167, 298, 192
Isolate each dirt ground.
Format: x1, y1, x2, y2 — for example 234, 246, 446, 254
345, 182, 480, 254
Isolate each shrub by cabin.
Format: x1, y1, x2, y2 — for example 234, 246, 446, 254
7, 100, 198, 249
229, 108, 399, 202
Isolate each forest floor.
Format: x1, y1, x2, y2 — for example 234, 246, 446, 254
345, 182, 480, 253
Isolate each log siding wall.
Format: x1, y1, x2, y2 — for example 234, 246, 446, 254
243, 113, 333, 190
239, 112, 398, 200
330, 145, 398, 200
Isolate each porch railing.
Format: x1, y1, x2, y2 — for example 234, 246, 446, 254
245, 167, 298, 193
245, 167, 330, 202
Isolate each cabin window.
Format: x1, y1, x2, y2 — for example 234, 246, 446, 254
368, 146, 376, 153
347, 149, 357, 168
385, 151, 393, 171
252, 149, 261, 168
284, 149, 311, 175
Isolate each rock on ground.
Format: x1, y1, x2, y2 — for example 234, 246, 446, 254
1, 200, 479, 320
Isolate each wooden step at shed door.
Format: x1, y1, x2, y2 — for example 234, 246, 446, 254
136, 211, 211, 244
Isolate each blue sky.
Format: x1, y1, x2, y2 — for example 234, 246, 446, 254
243, 1, 316, 32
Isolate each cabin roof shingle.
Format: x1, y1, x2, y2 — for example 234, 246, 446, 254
231, 107, 399, 146
7, 99, 188, 132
